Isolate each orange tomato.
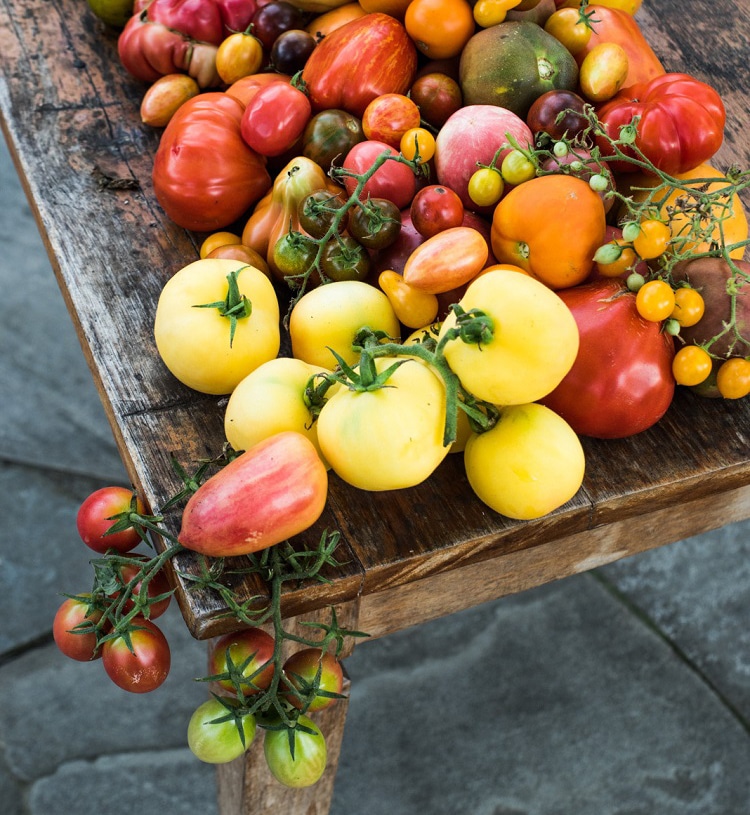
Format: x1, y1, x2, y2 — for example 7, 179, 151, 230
558, 0, 642, 12
403, 226, 489, 293
215, 32, 264, 85
578, 42, 629, 102
306, 3, 368, 38
359, 0, 411, 18
404, 0, 475, 60
225, 72, 291, 107
490, 175, 607, 289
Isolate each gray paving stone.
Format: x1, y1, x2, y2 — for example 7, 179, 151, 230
600, 520, 750, 718
0, 603, 210, 782
0, 757, 24, 815
331, 575, 750, 815
0, 134, 123, 482
28, 749, 217, 815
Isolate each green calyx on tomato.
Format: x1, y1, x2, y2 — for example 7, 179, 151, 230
193, 267, 252, 347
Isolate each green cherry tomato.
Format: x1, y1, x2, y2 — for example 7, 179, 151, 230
272, 231, 320, 282
187, 697, 257, 764
263, 716, 327, 788
298, 190, 346, 240
500, 150, 537, 185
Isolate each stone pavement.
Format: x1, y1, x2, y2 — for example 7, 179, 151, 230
2, 132, 750, 815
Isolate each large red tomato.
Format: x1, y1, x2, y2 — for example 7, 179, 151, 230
152, 92, 272, 231
301, 13, 418, 118
540, 279, 676, 438
597, 73, 726, 175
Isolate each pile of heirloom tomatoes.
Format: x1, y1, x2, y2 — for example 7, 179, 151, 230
71, 0, 750, 785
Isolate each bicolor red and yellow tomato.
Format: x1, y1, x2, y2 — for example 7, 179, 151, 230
53, 595, 104, 662
208, 627, 276, 696
76, 486, 143, 554
102, 617, 171, 693
283, 648, 344, 712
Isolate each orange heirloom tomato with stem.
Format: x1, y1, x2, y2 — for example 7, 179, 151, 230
215, 31, 264, 85
633, 219, 672, 260
404, 0, 475, 60
544, 7, 592, 55
671, 287, 705, 328
490, 175, 607, 289
635, 279, 676, 322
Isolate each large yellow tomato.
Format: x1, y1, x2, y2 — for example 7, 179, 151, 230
224, 357, 332, 460
154, 258, 280, 395
316, 357, 450, 490
438, 270, 579, 405
619, 163, 748, 260
290, 280, 401, 368
464, 403, 585, 520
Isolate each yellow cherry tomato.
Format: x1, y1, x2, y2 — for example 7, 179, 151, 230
635, 279, 676, 322
670, 287, 706, 328
468, 167, 504, 207
500, 149, 536, 185
595, 239, 637, 278
716, 357, 750, 399
472, 0, 521, 28
464, 403, 585, 520
671, 345, 712, 386
200, 231, 242, 259
633, 219, 672, 260
400, 127, 436, 164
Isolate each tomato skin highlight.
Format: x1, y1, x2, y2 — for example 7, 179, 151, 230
178, 432, 328, 558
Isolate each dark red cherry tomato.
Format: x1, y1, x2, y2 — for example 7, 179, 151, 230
410, 185, 465, 238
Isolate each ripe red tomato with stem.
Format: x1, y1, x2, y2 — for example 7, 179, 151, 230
76, 486, 144, 554
208, 628, 276, 696
341, 140, 416, 210
53, 595, 105, 662
102, 617, 171, 693
241, 80, 312, 158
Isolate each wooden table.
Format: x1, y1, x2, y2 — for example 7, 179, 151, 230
2, 1, 749, 812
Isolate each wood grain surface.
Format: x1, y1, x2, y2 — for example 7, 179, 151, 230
1, 0, 749, 641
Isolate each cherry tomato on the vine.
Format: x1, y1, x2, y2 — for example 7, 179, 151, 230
320, 236, 372, 282
187, 697, 257, 764
671, 287, 706, 328
76, 486, 144, 554
400, 127, 436, 164
716, 357, 750, 399
282, 648, 345, 712
635, 279, 676, 322
347, 198, 401, 250
501, 150, 536, 185
298, 190, 346, 240
672, 345, 712, 386
595, 239, 636, 278
53, 595, 104, 662
264, 716, 328, 788
633, 219, 671, 260
208, 628, 276, 696
102, 617, 171, 693
272, 231, 319, 282
468, 167, 504, 207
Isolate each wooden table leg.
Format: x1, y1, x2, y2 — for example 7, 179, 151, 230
215, 600, 360, 815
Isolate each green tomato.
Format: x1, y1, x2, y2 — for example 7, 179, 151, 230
154, 258, 280, 395
438, 269, 579, 405
263, 716, 327, 788
464, 402, 585, 520
224, 356, 332, 459
187, 698, 257, 764
316, 357, 449, 491
289, 280, 400, 369
500, 149, 536, 186
86, 0, 134, 27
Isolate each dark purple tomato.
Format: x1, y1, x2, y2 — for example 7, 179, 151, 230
251, 2, 306, 52
271, 29, 317, 74
526, 89, 589, 142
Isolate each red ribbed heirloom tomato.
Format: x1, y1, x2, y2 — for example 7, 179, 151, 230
178, 431, 328, 557
540, 279, 676, 438
597, 72, 726, 175
152, 92, 272, 231
301, 12, 418, 118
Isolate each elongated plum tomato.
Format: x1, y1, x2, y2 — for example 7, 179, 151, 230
264, 716, 327, 788
76, 486, 143, 554
438, 270, 579, 405
464, 403, 585, 520
188, 698, 257, 764
178, 431, 328, 558
154, 258, 280, 395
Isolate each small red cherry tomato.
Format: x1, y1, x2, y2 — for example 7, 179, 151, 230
241, 81, 312, 157
410, 185, 465, 238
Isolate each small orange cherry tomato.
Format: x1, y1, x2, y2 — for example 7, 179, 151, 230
716, 357, 750, 399
404, 0, 475, 60
595, 239, 637, 278
215, 33, 264, 85
633, 219, 672, 260
671, 345, 712, 386
670, 287, 706, 328
544, 8, 592, 55
200, 231, 242, 259
578, 42, 630, 102
400, 127, 436, 164
635, 279, 676, 322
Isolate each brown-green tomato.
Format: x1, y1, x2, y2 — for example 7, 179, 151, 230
289, 280, 401, 369
438, 270, 579, 405
154, 258, 280, 395
224, 357, 332, 460
464, 403, 585, 520
316, 357, 449, 491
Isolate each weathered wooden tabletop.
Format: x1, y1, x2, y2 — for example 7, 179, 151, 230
1, 0, 749, 645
